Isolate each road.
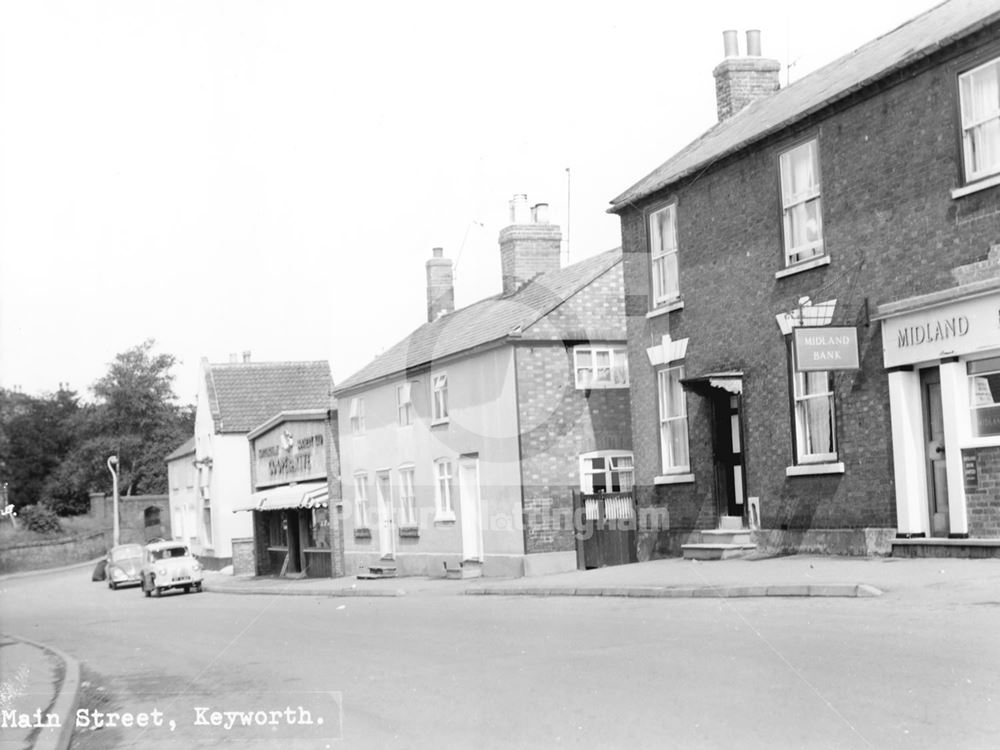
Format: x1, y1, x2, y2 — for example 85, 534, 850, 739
1, 566, 999, 749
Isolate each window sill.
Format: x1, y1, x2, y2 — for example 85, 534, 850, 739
654, 473, 695, 485
951, 173, 1000, 199
434, 513, 456, 524
398, 526, 420, 539
431, 419, 450, 427
785, 462, 845, 477
575, 383, 630, 391
646, 299, 684, 319
774, 254, 831, 279
353, 528, 372, 540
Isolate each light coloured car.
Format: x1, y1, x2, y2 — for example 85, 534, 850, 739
105, 543, 143, 590
140, 541, 204, 597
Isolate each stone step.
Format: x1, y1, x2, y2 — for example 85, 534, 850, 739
356, 564, 398, 579
681, 543, 757, 561
444, 560, 483, 579
700, 529, 752, 545
718, 515, 744, 531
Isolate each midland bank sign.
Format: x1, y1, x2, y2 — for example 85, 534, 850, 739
880, 293, 1000, 369
793, 327, 860, 372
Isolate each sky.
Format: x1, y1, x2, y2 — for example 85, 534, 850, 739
0, 0, 944, 405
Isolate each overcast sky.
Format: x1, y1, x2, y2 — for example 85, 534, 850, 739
0, 0, 942, 405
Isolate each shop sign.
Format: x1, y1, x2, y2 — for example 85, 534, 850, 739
963, 453, 979, 492
253, 420, 326, 488
881, 293, 1000, 368
793, 327, 860, 371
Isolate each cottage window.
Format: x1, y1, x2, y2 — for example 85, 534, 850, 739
433, 459, 455, 521
969, 357, 1000, 438
574, 346, 629, 388
648, 203, 679, 308
792, 370, 837, 463
398, 465, 418, 527
397, 382, 413, 426
432, 373, 449, 423
349, 397, 365, 434
580, 452, 635, 493
959, 57, 1000, 183
779, 139, 824, 266
658, 366, 690, 473
353, 472, 370, 528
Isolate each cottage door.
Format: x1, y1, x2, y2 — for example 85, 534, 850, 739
922, 369, 950, 537
712, 391, 746, 519
458, 457, 484, 562
376, 471, 395, 559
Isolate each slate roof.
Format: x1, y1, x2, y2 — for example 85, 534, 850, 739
203, 360, 332, 434
165, 436, 195, 462
336, 248, 623, 393
609, 0, 1000, 212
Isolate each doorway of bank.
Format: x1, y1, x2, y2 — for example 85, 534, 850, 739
921, 368, 950, 537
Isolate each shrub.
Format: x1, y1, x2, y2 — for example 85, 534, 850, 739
18, 505, 63, 535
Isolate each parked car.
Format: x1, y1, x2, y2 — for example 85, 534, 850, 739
105, 543, 143, 589
140, 541, 204, 597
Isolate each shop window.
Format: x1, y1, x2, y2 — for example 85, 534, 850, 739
433, 459, 455, 521
574, 346, 629, 388
792, 370, 837, 463
580, 452, 635, 493
354, 472, 370, 528
349, 398, 365, 434
969, 357, 1000, 437
779, 139, 824, 266
959, 56, 1000, 184
306, 507, 330, 548
398, 465, 417, 527
267, 512, 287, 547
432, 373, 449, 423
202, 499, 213, 548
397, 382, 413, 426
657, 366, 690, 473
648, 203, 679, 308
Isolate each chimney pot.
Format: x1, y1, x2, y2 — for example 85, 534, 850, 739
531, 203, 550, 224
242, 351, 251, 363
426, 247, 455, 322
722, 29, 739, 58
713, 29, 780, 121
746, 29, 761, 57
432, 246, 443, 258
499, 196, 562, 296
509, 193, 531, 225
229, 353, 238, 363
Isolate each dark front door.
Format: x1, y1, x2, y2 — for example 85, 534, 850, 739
711, 391, 746, 519
921, 368, 950, 537
285, 509, 302, 574
573, 491, 637, 570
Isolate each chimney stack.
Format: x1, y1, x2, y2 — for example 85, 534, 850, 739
713, 29, 780, 121
499, 194, 562, 296
426, 247, 455, 322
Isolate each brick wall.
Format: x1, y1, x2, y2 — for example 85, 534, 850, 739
89, 493, 172, 543
964, 447, 1000, 538
619, 32, 1000, 555
231, 537, 255, 576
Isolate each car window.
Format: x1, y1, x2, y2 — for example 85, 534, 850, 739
110, 546, 142, 562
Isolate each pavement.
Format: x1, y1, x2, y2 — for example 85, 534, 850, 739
0, 634, 79, 750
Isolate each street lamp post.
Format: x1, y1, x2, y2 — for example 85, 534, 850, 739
107, 455, 120, 546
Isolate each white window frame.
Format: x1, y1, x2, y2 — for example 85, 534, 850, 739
397, 381, 413, 426
959, 56, 1000, 184
432, 372, 449, 423
573, 346, 629, 389
658, 366, 690, 474
579, 451, 635, 494
349, 397, 365, 434
433, 458, 455, 521
969, 356, 1000, 438
648, 203, 679, 308
397, 465, 418, 527
353, 472, 370, 528
779, 138, 825, 266
792, 369, 838, 464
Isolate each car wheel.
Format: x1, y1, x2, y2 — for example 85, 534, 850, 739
109, 581, 117, 591
194, 582, 203, 593
183, 585, 191, 593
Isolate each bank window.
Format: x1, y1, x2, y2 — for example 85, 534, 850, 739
792, 370, 837, 463
349, 398, 365, 434
959, 57, 1000, 183
574, 346, 629, 388
398, 465, 417, 527
580, 452, 635, 493
969, 357, 1000, 437
434, 459, 455, 520
779, 139, 824, 266
432, 373, 449, 423
658, 366, 690, 473
397, 382, 413, 426
354, 472, 370, 528
649, 203, 679, 308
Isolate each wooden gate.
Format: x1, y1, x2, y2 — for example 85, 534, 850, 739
572, 491, 637, 570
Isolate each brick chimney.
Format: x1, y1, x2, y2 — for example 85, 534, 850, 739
499, 194, 562, 296
713, 29, 780, 121
426, 247, 455, 322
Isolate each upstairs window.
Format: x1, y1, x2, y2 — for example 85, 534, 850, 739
649, 203, 679, 308
959, 57, 1000, 183
792, 370, 837, 463
779, 139, 824, 266
349, 397, 365, 434
657, 366, 690, 473
432, 373, 449, 423
397, 382, 413, 426
574, 346, 629, 388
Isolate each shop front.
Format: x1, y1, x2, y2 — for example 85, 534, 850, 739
877, 255, 1000, 543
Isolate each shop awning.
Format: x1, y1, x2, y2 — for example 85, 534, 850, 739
233, 482, 329, 513
681, 372, 744, 395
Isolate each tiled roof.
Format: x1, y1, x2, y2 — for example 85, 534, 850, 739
609, 0, 1000, 211
165, 436, 195, 462
204, 361, 332, 434
335, 248, 622, 392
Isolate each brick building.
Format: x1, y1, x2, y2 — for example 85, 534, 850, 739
609, 0, 1000, 558
334, 195, 631, 577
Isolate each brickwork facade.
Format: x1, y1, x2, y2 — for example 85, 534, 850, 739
963, 447, 1000, 538
618, 27, 1000, 556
